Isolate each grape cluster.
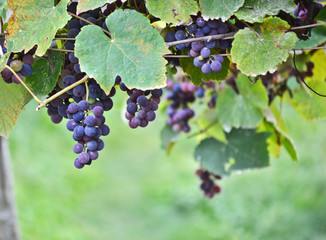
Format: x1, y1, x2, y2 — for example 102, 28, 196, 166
165, 16, 231, 74
119, 80, 163, 129
166, 79, 196, 133
293, 2, 324, 20
66, 102, 109, 169
196, 169, 222, 198
1, 45, 34, 84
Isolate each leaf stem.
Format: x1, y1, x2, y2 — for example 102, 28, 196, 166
289, 22, 326, 30
67, 12, 111, 37
292, 45, 326, 51
36, 75, 89, 110
85, 80, 89, 101
5, 65, 41, 103
54, 37, 76, 41
48, 48, 74, 53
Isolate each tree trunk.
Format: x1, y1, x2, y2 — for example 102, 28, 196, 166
0, 137, 20, 240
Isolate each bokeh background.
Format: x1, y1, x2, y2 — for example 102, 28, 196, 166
8, 93, 326, 240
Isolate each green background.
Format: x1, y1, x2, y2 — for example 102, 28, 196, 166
8, 93, 326, 240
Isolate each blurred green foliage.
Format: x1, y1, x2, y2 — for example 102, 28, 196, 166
8, 94, 326, 240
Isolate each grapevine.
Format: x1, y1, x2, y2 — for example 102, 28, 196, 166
0, 0, 326, 199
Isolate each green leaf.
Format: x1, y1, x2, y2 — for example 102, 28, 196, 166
6, 0, 71, 56
0, 79, 32, 138
0, 1, 7, 19
235, 0, 296, 23
194, 138, 229, 176
179, 54, 230, 86
0, 53, 10, 72
216, 74, 268, 128
295, 26, 326, 50
197, 111, 226, 142
284, 50, 326, 121
75, 9, 169, 93
316, 5, 326, 21
199, 0, 244, 22
146, 0, 200, 24
194, 128, 270, 176
25, 50, 64, 97
160, 125, 180, 155
77, 0, 126, 13
231, 17, 298, 76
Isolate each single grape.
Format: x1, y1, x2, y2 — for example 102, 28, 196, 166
137, 95, 148, 107
196, 17, 206, 27
165, 31, 176, 42
73, 111, 85, 122
140, 119, 148, 128
74, 64, 82, 74
189, 49, 200, 57
210, 60, 222, 72
88, 151, 99, 160
195, 29, 205, 38
22, 55, 34, 65
67, 28, 80, 38
213, 54, 224, 63
78, 152, 90, 164
73, 85, 85, 97
74, 158, 84, 169
88, 84, 101, 99
68, 52, 79, 64
65, 41, 75, 50
68, 102, 79, 114
78, 100, 89, 111
63, 75, 76, 87
208, 19, 219, 29
146, 111, 156, 121
12, 73, 24, 84
217, 23, 228, 34
130, 117, 141, 128
196, 88, 205, 98
202, 25, 211, 34
193, 57, 204, 68
191, 41, 204, 52
93, 106, 104, 117
100, 124, 110, 136
200, 47, 210, 58
58, 104, 68, 118
51, 114, 63, 124
10, 60, 23, 72
73, 143, 84, 154
97, 139, 104, 151
85, 126, 97, 137
1, 68, 13, 82
187, 24, 197, 34
201, 63, 212, 74
20, 64, 33, 77
74, 126, 85, 138
85, 115, 96, 127
87, 140, 98, 151
66, 119, 78, 131
68, 19, 81, 29
127, 102, 137, 114
175, 30, 186, 40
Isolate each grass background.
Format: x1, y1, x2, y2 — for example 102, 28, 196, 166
7, 94, 326, 240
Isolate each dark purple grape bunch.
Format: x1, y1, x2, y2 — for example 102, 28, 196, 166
66, 101, 109, 169
166, 79, 196, 133
120, 81, 162, 129
293, 2, 323, 20
1, 44, 34, 84
165, 16, 231, 74
196, 169, 222, 198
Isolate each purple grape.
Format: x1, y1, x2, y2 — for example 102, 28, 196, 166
201, 63, 212, 74
22, 55, 34, 65
78, 152, 90, 164
200, 47, 210, 58
189, 49, 200, 57
88, 84, 101, 99
210, 60, 222, 72
66, 120, 78, 131
73, 85, 85, 97
85, 126, 97, 137
12, 73, 23, 84
97, 139, 104, 151
63, 75, 76, 87
140, 119, 148, 128
67, 28, 80, 38
176, 44, 186, 50
125, 112, 135, 120
205, 40, 217, 49
73, 143, 84, 154
151, 89, 163, 98
58, 104, 68, 118
195, 29, 205, 38
165, 31, 176, 42
219, 40, 230, 50
150, 101, 159, 111
187, 24, 197, 34
208, 19, 219, 29
73, 111, 84, 122
127, 102, 137, 114
217, 23, 228, 34
175, 30, 186, 40
87, 140, 98, 151
21, 64, 33, 77
196, 88, 205, 98
100, 124, 110, 136
51, 114, 63, 124
74, 158, 84, 169
68, 52, 79, 63
137, 95, 148, 107
196, 17, 206, 27
93, 106, 104, 117
194, 57, 204, 68
202, 25, 211, 34
78, 100, 89, 111
88, 151, 99, 160
191, 41, 204, 52
1, 68, 13, 82
74, 64, 82, 74
74, 126, 85, 138
213, 54, 224, 63
137, 110, 146, 119
146, 111, 156, 121
85, 115, 96, 127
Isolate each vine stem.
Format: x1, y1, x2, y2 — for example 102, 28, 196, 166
54, 37, 76, 41
289, 22, 326, 30
48, 48, 74, 53
67, 12, 111, 37
85, 80, 89, 101
36, 75, 89, 110
5, 65, 41, 103
292, 45, 326, 51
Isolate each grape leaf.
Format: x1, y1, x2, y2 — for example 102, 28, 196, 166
146, 0, 200, 24
316, 5, 326, 21
0, 79, 32, 138
199, 0, 244, 22
0, 1, 7, 19
77, 0, 127, 13
216, 74, 268, 128
25, 50, 63, 97
235, 0, 296, 23
295, 26, 326, 50
286, 51, 326, 120
197, 111, 226, 142
0, 53, 10, 72
75, 9, 169, 92
179, 54, 230, 86
161, 125, 180, 155
6, 0, 71, 56
194, 129, 270, 176
231, 17, 298, 76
